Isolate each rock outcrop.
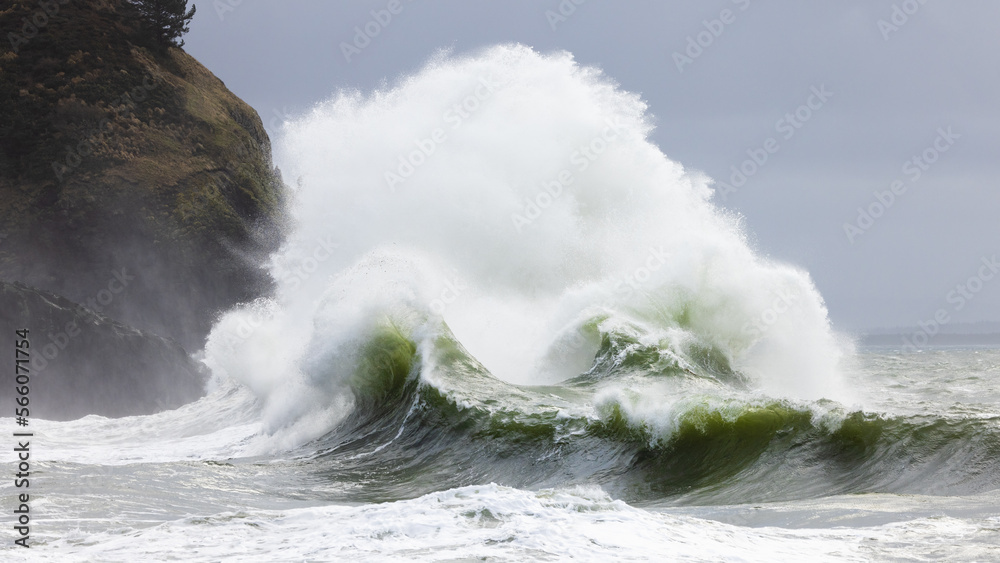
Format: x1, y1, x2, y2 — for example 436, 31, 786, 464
1, 280, 205, 420
0, 0, 288, 418
0, 0, 286, 352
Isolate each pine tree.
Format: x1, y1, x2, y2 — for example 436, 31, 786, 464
131, 0, 197, 48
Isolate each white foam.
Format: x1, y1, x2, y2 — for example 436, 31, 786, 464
201, 44, 853, 449
22, 484, 999, 562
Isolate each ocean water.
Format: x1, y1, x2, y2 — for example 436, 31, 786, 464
4, 348, 999, 561
4, 45, 998, 561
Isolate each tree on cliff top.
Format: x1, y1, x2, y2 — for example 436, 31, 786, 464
131, 0, 197, 48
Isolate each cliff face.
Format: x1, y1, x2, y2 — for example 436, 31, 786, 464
0, 280, 205, 420
0, 0, 286, 352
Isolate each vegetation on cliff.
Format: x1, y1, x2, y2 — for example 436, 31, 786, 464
132, 0, 197, 48
0, 0, 286, 351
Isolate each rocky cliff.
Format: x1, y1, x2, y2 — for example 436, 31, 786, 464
0, 0, 288, 418
0, 0, 286, 352
1, 280, 205, 420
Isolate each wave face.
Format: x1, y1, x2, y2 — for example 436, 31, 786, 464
195, 44, 971, 504
6, 45, 1000, 561
289, 329, 1000, 505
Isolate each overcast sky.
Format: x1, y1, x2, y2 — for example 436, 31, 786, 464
184, 0, 999, 333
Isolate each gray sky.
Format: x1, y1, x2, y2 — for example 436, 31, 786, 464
185, 0, 999, 333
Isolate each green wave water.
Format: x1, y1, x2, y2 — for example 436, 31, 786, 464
298, 322, 1000, 507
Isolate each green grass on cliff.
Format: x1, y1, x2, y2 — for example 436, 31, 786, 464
0, 0, 283, 252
